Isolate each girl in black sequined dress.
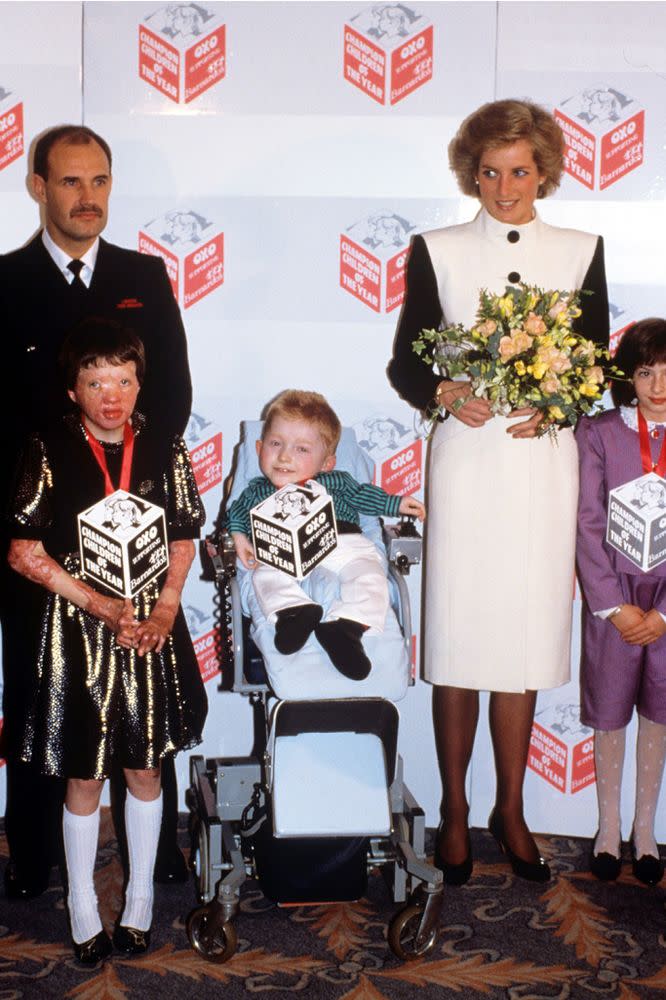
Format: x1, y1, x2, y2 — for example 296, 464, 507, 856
8, 319, 206, 964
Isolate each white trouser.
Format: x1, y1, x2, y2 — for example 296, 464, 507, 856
252, 534, 389, 633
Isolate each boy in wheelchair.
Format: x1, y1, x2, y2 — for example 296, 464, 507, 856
226, 390, 424, 681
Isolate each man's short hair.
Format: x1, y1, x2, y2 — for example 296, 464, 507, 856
60, 317, 145, 389
262, 390, 342, 454
33, 125, 112, 180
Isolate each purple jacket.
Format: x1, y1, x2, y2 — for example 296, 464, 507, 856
576, 408, 666, 613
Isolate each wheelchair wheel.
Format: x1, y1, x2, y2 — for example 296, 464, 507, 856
189, 819, 210, 902
187, 904, 238, 963
388, 902, 438, 961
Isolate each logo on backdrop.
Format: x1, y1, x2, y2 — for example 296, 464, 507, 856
355, 414, 423, 496
609, 300, 637, 357
340, 212, 416, 313
0, 86, 24, 173
343, 4, 433, 106
184, 603, 220, 682
186, 413, 223, 495
139, 3, 226, 104
554, 85, 644, 190
528, 704, 595, 795
139, 209, 224, 309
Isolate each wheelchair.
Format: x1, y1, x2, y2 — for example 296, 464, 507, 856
186, 422, 443, 963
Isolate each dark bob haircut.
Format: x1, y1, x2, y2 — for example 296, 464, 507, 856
611, 317, 666, 407
33, 125, 112, 180
60, 317, 145, 390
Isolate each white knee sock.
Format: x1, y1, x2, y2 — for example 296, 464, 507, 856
63, 804, 102, 945
121, 791, 163, 932
594, 727, 626, 857
633, 714, 666, 859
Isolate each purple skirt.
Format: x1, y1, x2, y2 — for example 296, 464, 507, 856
581, 574, 666, 730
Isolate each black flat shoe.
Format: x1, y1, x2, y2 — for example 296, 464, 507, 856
488, 809, 550, 883
153, 846, 188, 884
433, 841, 473, 886
4, 861, 50, 901
630, 838, 664, 886
590, 850, 621, 881
113, 923, 151, 955
73, 929, 113, 965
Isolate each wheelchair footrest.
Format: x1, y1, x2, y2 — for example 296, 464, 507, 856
251, 824, 369, 904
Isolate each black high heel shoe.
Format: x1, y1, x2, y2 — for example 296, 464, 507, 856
589, 831, 621, 881
488, 809, 550, 883
630, 836, 664, 887
73, 929, 113, 965
433, 824, 473, 886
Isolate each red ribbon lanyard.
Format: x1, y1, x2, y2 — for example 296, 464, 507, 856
83, 422, 135, 496
638, 409, 666, 477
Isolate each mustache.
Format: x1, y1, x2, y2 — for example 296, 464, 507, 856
71, 205, 103, 217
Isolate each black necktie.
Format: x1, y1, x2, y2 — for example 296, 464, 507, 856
67, 259, 86, 287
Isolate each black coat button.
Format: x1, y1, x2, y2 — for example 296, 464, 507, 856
507, 230, 520, 243
508, 271, 520, 283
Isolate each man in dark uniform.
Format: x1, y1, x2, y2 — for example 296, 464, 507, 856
0, 124, 194, 898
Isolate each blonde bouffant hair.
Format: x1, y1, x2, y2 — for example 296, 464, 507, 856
262, 390, 342, 455
448, 99, 565, 199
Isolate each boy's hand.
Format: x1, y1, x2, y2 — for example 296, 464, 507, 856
398, 496, 426, 521
619, 607, 666, 646
232, 531, 258, 569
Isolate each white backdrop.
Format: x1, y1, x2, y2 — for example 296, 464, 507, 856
1, 0, 665, 841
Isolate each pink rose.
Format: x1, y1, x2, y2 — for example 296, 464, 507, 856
524, 312, 547, 335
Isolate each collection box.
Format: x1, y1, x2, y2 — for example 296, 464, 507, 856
251, 482, 338, 580
528, 711, 595, 795
343, 4, 433, 106
139, 209, 224, 309
340, 212, 414, 313
0, 87, 24, 173
139, 3, 226, 104
606, 472, 666, 572
78, 488, 169, 599
355, 416, 423, 496
554, 86, 644, 191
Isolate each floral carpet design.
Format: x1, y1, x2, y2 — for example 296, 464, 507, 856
2, 810, 666, 999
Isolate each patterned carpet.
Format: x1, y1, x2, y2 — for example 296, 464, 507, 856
2, 810, 666, 999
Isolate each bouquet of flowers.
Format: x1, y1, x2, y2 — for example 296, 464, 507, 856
413, 283, 618, 436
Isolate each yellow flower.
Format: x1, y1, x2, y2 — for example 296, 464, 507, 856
549, 405, 566, 421
530, 361, 548, 380
499, 295, 514, 318
514, 360, 526, 375
563, 336, 578, 347
579, 383, 601, 397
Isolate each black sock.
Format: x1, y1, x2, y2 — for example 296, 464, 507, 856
314, 618, 371, 681
274, 604, 323, 655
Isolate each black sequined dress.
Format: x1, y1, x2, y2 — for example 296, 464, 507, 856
9, 413, 207, 780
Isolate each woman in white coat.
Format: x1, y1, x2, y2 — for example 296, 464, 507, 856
388, 99, 609, 885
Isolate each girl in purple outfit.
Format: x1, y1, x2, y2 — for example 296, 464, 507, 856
576, 318, 666, 886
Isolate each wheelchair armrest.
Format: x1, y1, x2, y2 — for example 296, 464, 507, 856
382, 517, 422, 576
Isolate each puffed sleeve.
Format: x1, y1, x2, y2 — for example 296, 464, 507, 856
575, 415, 624, 611
578, 236, 609, 350
8, 434, 53, 540
387, 234, 444, 412
164, 436, 206, 541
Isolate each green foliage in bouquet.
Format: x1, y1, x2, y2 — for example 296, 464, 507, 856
413, 283, 620, 435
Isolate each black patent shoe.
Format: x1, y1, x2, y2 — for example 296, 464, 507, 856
73, 929, 113, 965
4, 861, 50, 900
113, 923, 151, 955
488, 809, 551, 883
589, 849, 621, 881
433, 823, 473, 885
153, 846, 188, 884
630, 838, 664, 886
